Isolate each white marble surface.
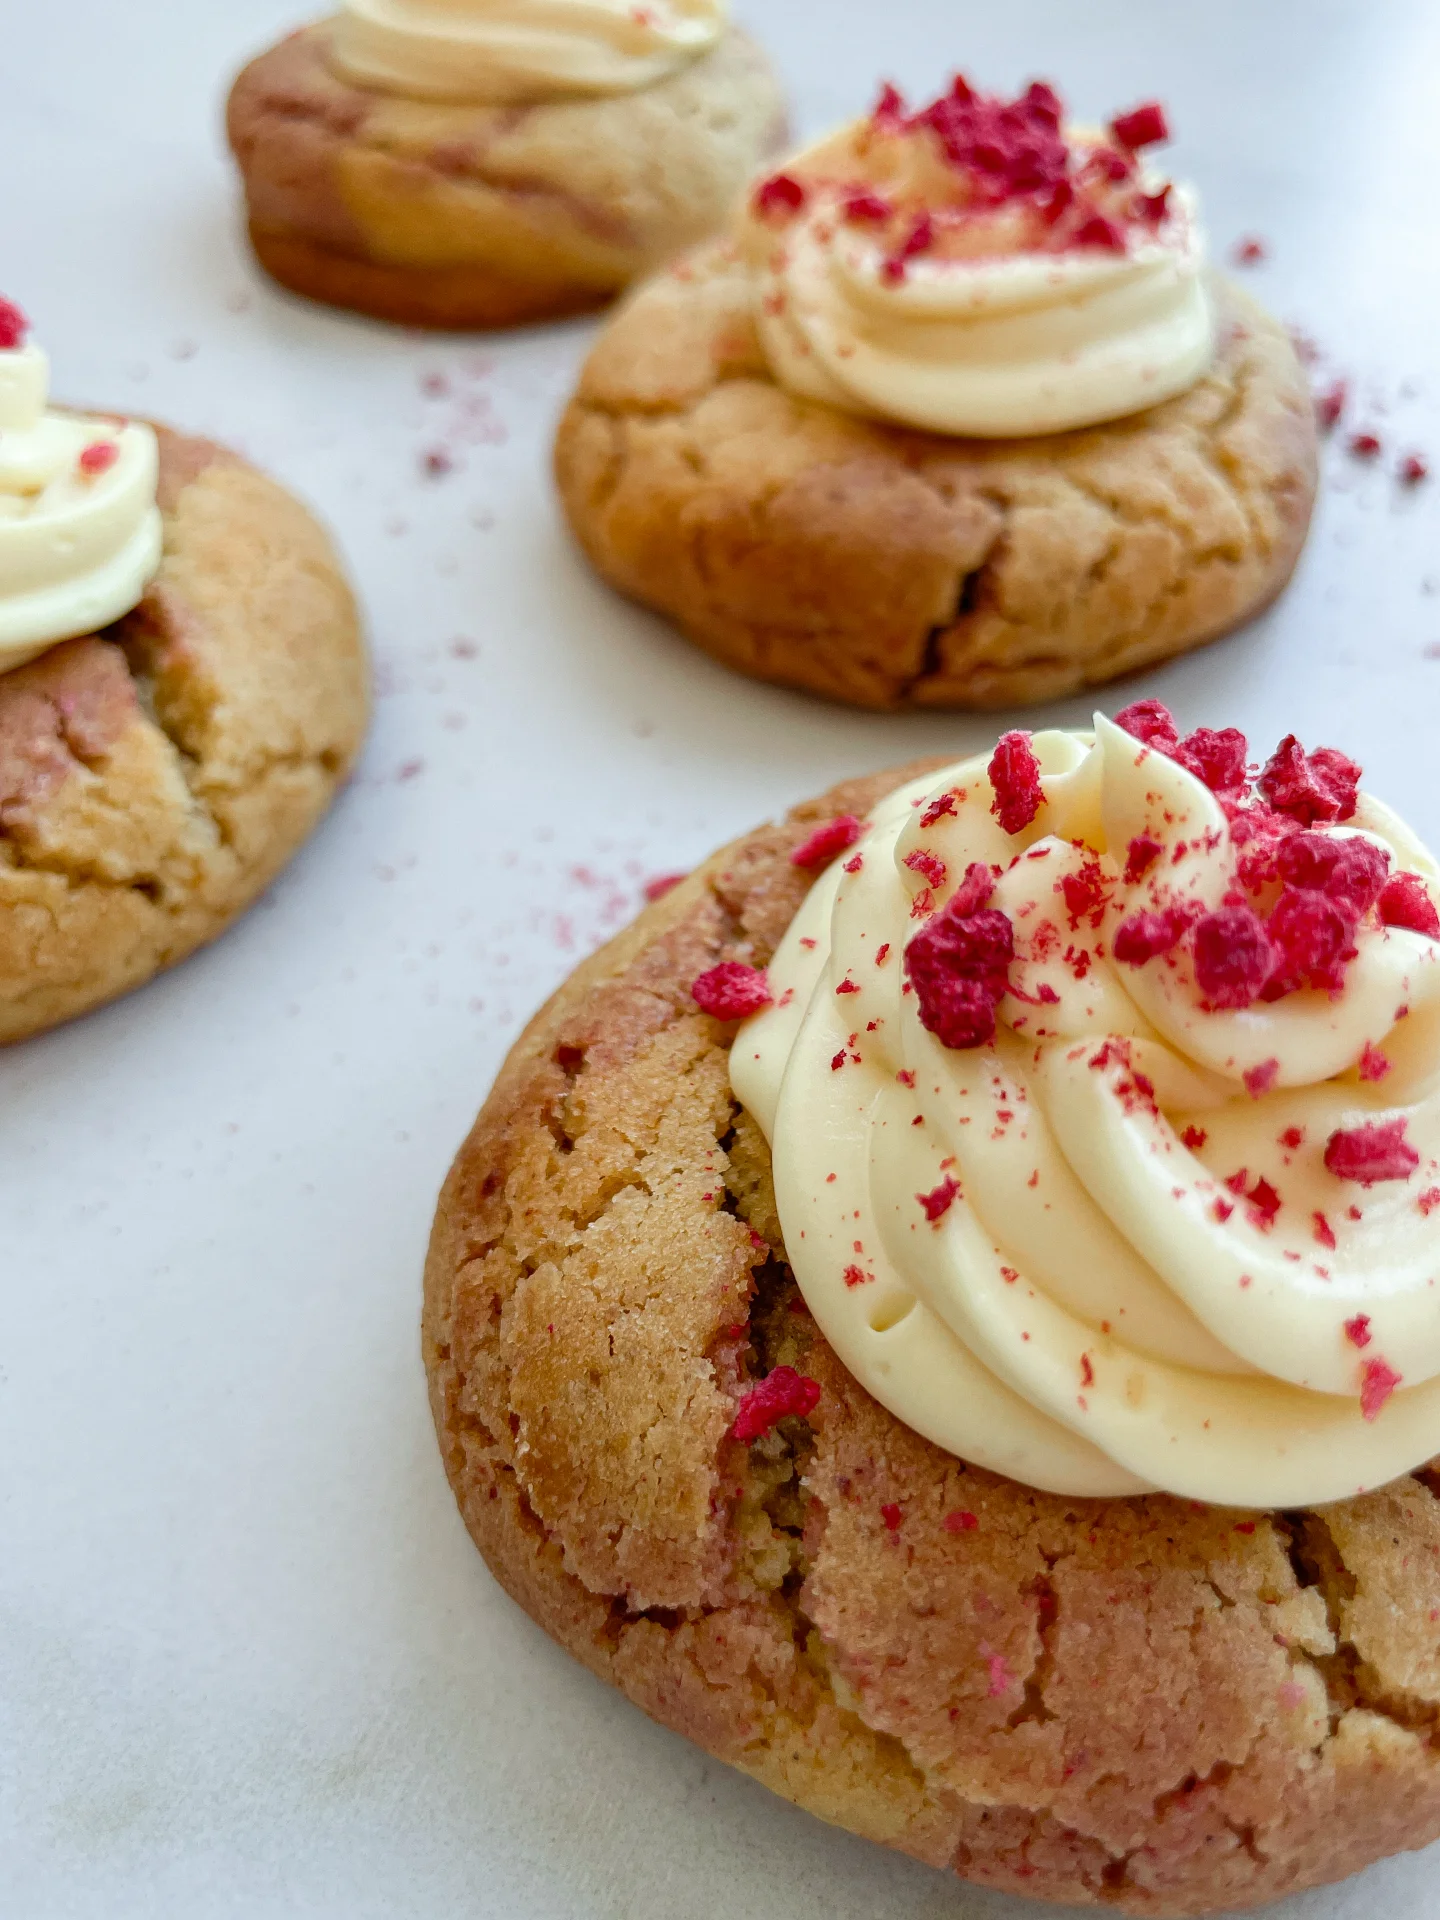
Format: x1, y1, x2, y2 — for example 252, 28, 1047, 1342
3, 3, 1440, 1915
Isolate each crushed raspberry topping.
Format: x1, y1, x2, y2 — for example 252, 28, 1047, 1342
944, 1509, 979, 1533
1243, 1060, 1280, 1098
1315, 380, 1347, 430
1181, 1125, 1208, 1151
989, 731, 1045, 835
1400, 453, 1430, 486
1109, 101, 1169, 149
1275, 832, 1390, 915
1378, 873, 1440, 939
1124, 833, 1164, 883
1174, 726, 1249, 795
0, 297, 28, 350
904, 848, 948, 891
1313, 1212, 1337, 1250
643, 871, 688, 902
1344, 1314, 1373, 1349
791, 814, 863, 869
1115, 698, 1180, 753
881, 1502, 904, 1531
1062, 860, 1110, 921
1258, 736, 1361, 825
1192, 906, 1274, 1009
905, 899, 1014, 1050
920, 792, 958, 828
1113, 907, 1189, 966
1263, 888, 1357, 995
949, 862, 996, 916
1324, 1119, 1420, 1186
918, 1174, 961, 1221
1360, 1357, 1402, 1422
1358, 1043, 1391, 1083
753, 172, 807, 219
843, 190, 893, 224
78, 441, 119, 477
691, 963, 772, 1021
732, 1366, 821, 1441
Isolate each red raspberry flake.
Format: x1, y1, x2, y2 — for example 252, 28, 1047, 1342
1246, 1177, 1282, 1227
843, 190, 892, 224
791, 814, 863, 869
944, 1509, 979, 1533
842, 1264, 871, 1287
1137, 185, 1172, 224
1360, 1357, 1402, 1422
1124, 833, 1164, 884
1193, 906, 1274, 1008
1358, 1042, 1391, 1083
1313, 1211, 1337, 1250
753, 172, 807, 219
872, 80, 907, 127
0, 296, 29, 349
422, 448, 454, 478
882, 213, 936, 283
691, 963, 772, 1020
1181, 1124, 1208, 1151
1264, 887, 1358, 995
1174, 726, 1249, 795
905, 848, 948, 891
918, 1174, 961, 1222
643, 871, 687, 902
905, 902, 1014, 1051
1315, 380, 1348, 431
1379, 873, 1440, 938
1344, 1314, 1373, 1349
1400, 453, 1430, 486
1243, 1059, 1280, 1098
950, 862, 995, 916
1072, 213, 1126, 253
1231, 235, 1268, 265
1234, 1520, 1257, 1534
1257, 736, 1361, 826
989, 732, 1045, 836
881, 1502, 904, 1532
1276, 832, 1390, 915
1114, 699, 1180, 755
920, 792, 958, 829
78, 441, 120, 477
1349, 431, 1382, 460
1113, 906, 1189, 966
1079, 1353, 1095, 1387
1041, 179, 1076, 225
834, 977, 860, 995
1279, 1126, 1305, 1150
732, 1366, 821, 1441
1110, 101, 1170, 150
875, 943, 891, 966
1324, 1119, 1420, 1186
1420, 1189, 1440, 1217
1063, 860, 1110, 919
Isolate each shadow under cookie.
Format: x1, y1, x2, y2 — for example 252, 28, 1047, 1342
0, 428, 367, 1045
555, 244, 1320, 710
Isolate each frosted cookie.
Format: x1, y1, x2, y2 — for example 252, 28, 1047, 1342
226, 3, 787, 330
426, 704, 1440, 1912
0, 299, 366, 1044
556, 77, 1318, 708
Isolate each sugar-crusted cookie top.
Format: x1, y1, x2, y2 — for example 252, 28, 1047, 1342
740, 77, 1216, 437
729, 706, 1440, 1507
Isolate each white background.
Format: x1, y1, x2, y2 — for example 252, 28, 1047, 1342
3, 3, 1440, 1915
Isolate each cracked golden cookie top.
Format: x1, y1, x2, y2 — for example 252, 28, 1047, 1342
0, 297, 161, 675
739, 76, 1216, 437
727, 704, 1440, 1509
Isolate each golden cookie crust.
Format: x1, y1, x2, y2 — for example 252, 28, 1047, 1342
425, 763, 1440, 1916
554, 245, 1320, 709
0, 427, 367, 1044
226, 23, 788, 330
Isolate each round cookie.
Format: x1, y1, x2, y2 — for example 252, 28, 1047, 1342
226, 24, 787, 330
0, 428, 366, 1044
554, 243, 1320, 710
425, 762, 1440, 1916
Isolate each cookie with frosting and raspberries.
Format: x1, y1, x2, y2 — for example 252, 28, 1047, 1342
225, 6, 787, 331
0, 301, 365, 1044
554, 76, 1318, 709
425, 713, 1440, 1915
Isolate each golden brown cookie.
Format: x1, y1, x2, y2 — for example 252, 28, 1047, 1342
554, 244, 1320, 709
0, 427, 366, 1044
425, 762, 1440, 1916
226, 24, 787, 330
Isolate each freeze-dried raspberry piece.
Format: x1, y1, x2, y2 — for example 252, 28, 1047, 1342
78, 441, 120, 477
1110, 101, 1170, 149
1379, 872, 1440, 938
949, 862, 995, 916
881, 1502, 904, 1531
1124, 833, 1164, 884
1193, 906, 1274, 1008
904, 848, 948, 890
1113, 907, 1188, 966
643, 871, 687, 902
791, 814, 863, 869
1264, 886, 1358, 994
753, 172, 807, 218
1063, 860, 1110, 919
1344, 1314, 1373, 1349
989, 731, 1044, 835
1258, 736, 1361, 825
1358, 1043, 1391, 1083
1175, 726, 1249, 794
1315, 379, 1347, 431
920, 791, 958, 828
944, 1509, 979, 1533
732, 1366, 821, 1441
691, 963, 772, 1020
905, 903, 1014, 1050
0, 297, 28, 350
843, 190, 892, 224
1276, 832, 1390, 915
1073, 213, 1126, 252
1360, 1357, 1402, 1422
1324, 1119, 1420, 1186
1114, 698, 1180, 754
918, 1174, 960, 1221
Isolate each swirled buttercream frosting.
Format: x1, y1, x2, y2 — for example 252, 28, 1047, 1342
0, 299, 161, 676
329, 0, 727, 105
740, 78, 1215, 438
729, 706, 1440, 1507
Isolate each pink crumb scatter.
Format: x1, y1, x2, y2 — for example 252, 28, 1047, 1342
905, 848, 948, 890
921, 791, 958, 828
918, 1175, 961, 1222
1400, 453, 1430, 486
1181, 1125, 1208, 1151
881, 1502, 904, 1532
1231, 235, 1268, 265
1324, 1118, 1420, 1186
875, 943, 891, 966
420, 371, 450, 398
1418, 1188, 1440, 1217
1243, 1059, 1281, 1098
1062, 861, 1109, 920
1358, 1042, 1392, 1082
843, 853, 864, 874
1079, 1353, 1095, 1387
842, 1264, 873, 1288
421, 448, 454, 478
843, 190, 893, 224
1280, 1126, 1305, 1151
692, 962, 772, 1021
1234, 1520, 1257, 1534
397, 758, 425, 781
1360, 1357, 1402, 1422
1379, 872, 1440, 938
986, 1652, 1014, 1698
643, 871, 687, 902
1313, 1210, 1337, 1250
1344, 1314, 1373, 1349
834, 976, 861, 996
449, 636, 479, 659
945, 1509, 979, 1533
753, 171, 808, 219
989, 732, 1045, 836
1124, 832, 1164, 883
732, 1366, 821, 1442
1279, 1681, 1309, 1710
791, 814, 863, 869
1315, 379, 1348, 430
1348, 431, 1382, 460
78, 441, 120, 476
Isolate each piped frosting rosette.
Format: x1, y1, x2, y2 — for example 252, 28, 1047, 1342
730, 708, 1440, 1507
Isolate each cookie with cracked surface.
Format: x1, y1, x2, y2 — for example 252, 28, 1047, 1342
425, 761, 1440, 1916
226, 24, 787, 331
554, 244, 1319, 709
0, 427, 366, 1044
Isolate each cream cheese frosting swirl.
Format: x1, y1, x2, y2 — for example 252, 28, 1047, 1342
0, 308, 162, 675
740, 79, 1215, 438
730, 715, 1440, 1507
329, 0, 727, 104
